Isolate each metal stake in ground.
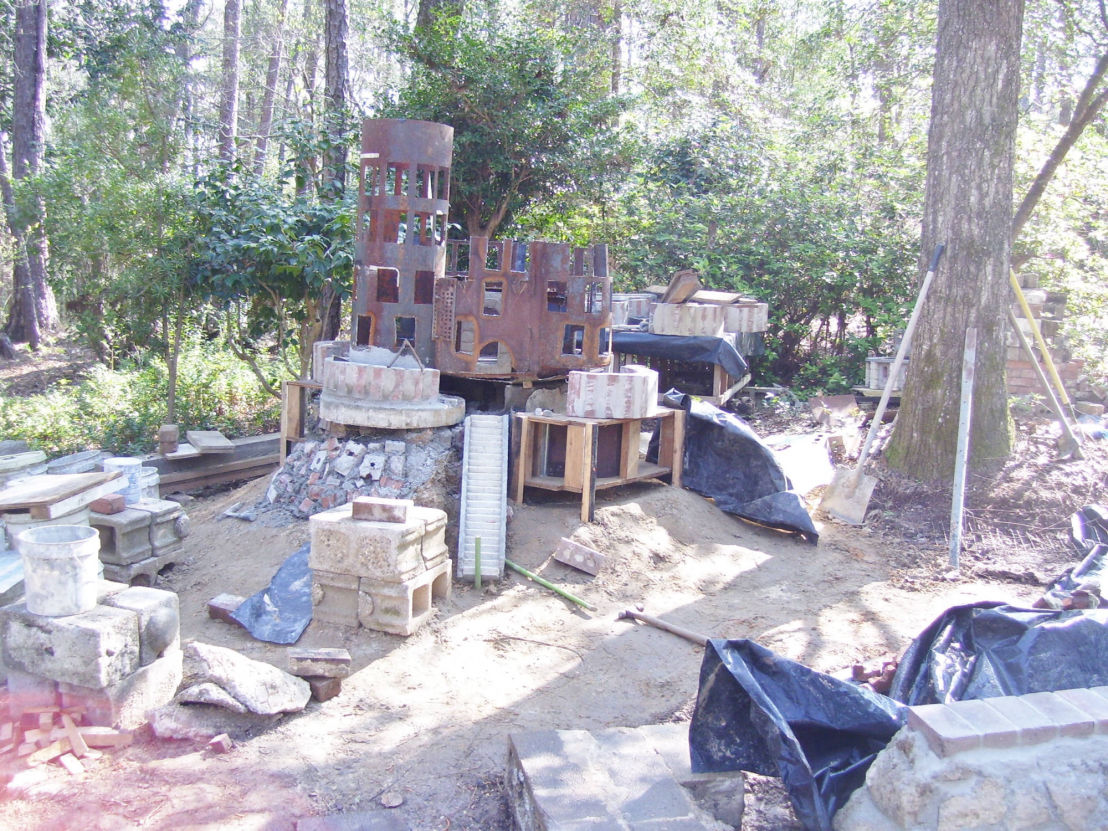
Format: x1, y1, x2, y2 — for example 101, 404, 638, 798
949, 327, 977, 570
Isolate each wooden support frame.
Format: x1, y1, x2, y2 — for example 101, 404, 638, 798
513, 408, 685, 522
280, 380, 323, 464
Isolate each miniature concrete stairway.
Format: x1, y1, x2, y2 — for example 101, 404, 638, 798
457, 414, 509, 580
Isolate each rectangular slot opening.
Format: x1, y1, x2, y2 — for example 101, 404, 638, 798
482, 280, 504, 316
511, 242, 529, 273
355, 314, 374, 346
454, 319, 475, 354
536, 423, 567, 478
415, 271, 435, 305
596, 424, 623, 478
376, 268, 399, 303
547, 281, 568, 312
562, 324, 584, 355
486, 243, 502, 272
395, 316, 416, 346
585, 281, 603, 314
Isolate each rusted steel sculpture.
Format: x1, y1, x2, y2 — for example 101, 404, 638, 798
352, 119, 453, 365
351, 118, 612, 380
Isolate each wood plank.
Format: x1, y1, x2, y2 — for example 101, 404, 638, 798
57, 753, 84, 775
61, 714, 88, 758
30, 474, 127, 520
0, 472, 120, 513
162, 443, 201, 461
77, 726, 133, 748
27, 738, 70, 766
514, 415, 531, 504
185, 431, 235, 455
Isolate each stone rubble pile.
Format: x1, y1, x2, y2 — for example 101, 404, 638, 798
265, 426, 461, 519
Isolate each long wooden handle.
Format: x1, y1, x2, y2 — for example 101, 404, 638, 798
618, 610, 709, 646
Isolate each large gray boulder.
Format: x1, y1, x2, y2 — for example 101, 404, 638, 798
182, 641, 310, 715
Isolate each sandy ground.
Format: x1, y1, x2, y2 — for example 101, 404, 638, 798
0, 463, 1049, 830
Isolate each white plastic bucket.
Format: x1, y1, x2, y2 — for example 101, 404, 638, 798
139, 466, 160, 500
16, 524, 101, 616
103, 457, 143, 505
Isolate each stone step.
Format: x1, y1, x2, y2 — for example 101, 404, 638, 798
507, 723, 742, 830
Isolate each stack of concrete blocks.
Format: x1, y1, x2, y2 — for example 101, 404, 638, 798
309, 496, 450, 636
610, 292, 656, 326
0, 581, 182, 729
650, 303, 726, 337
865, 356, 909, 392
723, 300, 769, 335
89, 498, 190, 585
1006, 278, 1085, 396
312, 339, 350, 384
566, 365, 659, 420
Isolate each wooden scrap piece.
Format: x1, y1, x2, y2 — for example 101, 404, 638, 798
553, 538, 605, 576
57, 753, 84, 775
660, 269, 701, 305
28, 738, 71, 766
61, 714, 89, 758
185, 430, 235, 455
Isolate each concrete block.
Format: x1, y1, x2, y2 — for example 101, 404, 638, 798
59, 647, 183, 729
91, 507, 153, 565
102, 585, 180, 665
310, 576, 361, 627
358, 560, 450, 636
1, 602, 140, 689
351, 497, 412, 523
287, 647, 351, 679
650, 303, 725, 337
130, 499, 185, 550
906, 703, 980, 757
309, 503, 427, 582
100, 547, 178, 586
567, 365, 659, 419
553, 538, 605, 576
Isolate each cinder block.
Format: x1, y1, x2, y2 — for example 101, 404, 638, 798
309, 503, 426, 582
311, 574, 361, 627
59, 647, 183, 729
90, 507, 153, 565
359, 560, 450, 636
101, 547, 177, 586
1, 602, 140, 689
351, 497, 412, 523
130, 499, 184, 550
102, 585, 180, 666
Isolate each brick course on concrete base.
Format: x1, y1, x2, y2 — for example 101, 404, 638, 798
835, 687, 1108, 830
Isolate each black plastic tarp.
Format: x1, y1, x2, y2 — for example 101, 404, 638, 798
689, 639, 907, 831
1039, 505, 1108, 609
610, 331, 749, 381
888, 601, 1108, 705
657, 391, 818, 542
230, 542, 313, 645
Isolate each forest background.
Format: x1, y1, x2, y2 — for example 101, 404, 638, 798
0, 0, 1104, 457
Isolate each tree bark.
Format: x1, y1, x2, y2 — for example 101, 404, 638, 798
253, 0, 289, 176
5, 0, 57, 349
886, 0, 1024, 481
218, 0, 242, 165
319, 0, 350, 344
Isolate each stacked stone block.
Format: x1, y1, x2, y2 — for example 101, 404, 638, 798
89, 498, 189, 585
309, 498, 450, 636
0, 582, 182, 729
650, 302, 726, 337
567, 365, 659, 420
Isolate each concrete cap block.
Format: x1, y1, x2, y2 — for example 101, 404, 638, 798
1021, 690, 1096, 737
1, 603, 140, 689
287, 647, 352, 679
907, 703, 981, 757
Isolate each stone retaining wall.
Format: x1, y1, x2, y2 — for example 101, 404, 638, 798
835, 687, 1108, 830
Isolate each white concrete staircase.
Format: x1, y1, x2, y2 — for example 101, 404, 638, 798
457, 414, 509, 580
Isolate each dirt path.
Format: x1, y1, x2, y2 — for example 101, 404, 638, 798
0, 470, 1044, 830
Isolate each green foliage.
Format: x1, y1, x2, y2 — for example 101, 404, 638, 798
0, 341, 280, 456
380, 4, 629, 238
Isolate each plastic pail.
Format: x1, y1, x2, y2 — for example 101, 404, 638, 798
139, 466, 160, 500
103, 457, 143, 505
16, 524, 101, 616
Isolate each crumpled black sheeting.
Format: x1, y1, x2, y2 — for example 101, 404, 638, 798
230, 542, 313, 645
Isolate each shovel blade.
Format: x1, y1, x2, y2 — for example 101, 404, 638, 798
820, 466, 878, 526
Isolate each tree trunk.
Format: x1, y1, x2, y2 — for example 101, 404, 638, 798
886, 0, 1023, 481
253, 0, 289, 176
218, 0, 242, 165
417, 0, 463, 30
5, 0, 57, 349
318, 0, 350, 345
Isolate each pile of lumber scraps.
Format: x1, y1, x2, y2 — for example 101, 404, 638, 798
3, 705, 133, 776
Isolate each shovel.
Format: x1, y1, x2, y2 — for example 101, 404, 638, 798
821, 243, 945, 525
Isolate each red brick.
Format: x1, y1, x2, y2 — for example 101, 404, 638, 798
90, 493, 126, 515
351, 497, 412, 523
308, 677, 342, 702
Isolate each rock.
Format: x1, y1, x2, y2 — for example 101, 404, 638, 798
183, 641, 311, 715
148, 702, 279, 741
176, 682, 249, 713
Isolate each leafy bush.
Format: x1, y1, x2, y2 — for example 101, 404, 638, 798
0, 342, 279, 457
